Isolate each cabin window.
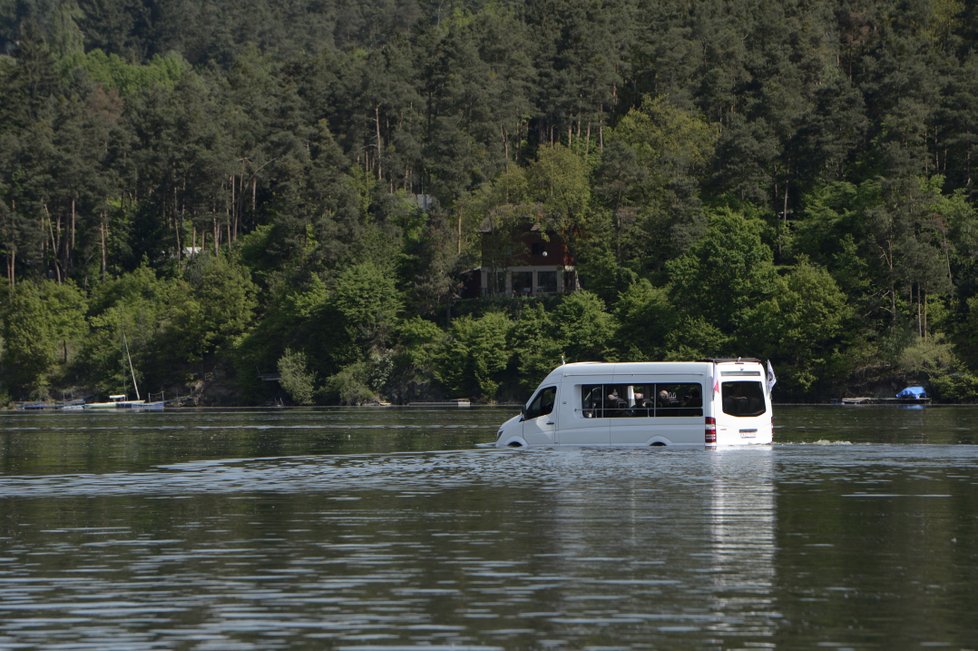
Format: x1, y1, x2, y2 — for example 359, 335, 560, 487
537, 271, 558, 293
721, 381, 766, 417
492, 271, 507, 295
580, 383, 702, 418
512, 271, 533, 295
525, 386, 557, 420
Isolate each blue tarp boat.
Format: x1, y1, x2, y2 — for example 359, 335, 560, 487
896, 386, 928, 402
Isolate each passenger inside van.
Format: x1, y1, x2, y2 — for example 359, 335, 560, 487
582, 385, 602, 417
607, 388, 626, 409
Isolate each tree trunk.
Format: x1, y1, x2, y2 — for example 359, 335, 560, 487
375, 104, 383, 181
6, 248, 14, 287
175, 191, 183, 262
69, 197, 76, 274
881, 240, 896, 321
910, 284, 924, 339
230, 173, 237, 244
923, 290, 928, 339
43, 203, 63, 284
100, 211, 108, 279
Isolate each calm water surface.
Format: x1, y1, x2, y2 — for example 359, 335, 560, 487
1, 405, 977, 649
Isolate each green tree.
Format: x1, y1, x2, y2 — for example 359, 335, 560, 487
184, 252, 258, 357
593, 96, 716, 275
387, 316, 445, 403
331, 260, 402, 351
664, 314, 733, 361
527, 0, 633, 150
898, 332, 978, 402
526, 144, 592, 260
435, 311, 512, 400
394, 198, 459, 317
667, 207, 778, 343
277, 347, 316, 405
79, 265, 198, 396
509, 302, 563, 395
751, 259, 851, 395
552, 290, 615, 362
232, 273, 331, 403
0, 279, 87, 398
613, 278, 677, 361
325, 360, 378, 406
124, 64, 233, 266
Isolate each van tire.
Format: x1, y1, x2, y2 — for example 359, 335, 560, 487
650, 441, 666, 447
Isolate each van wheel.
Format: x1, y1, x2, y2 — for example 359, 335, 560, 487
507, 441, 524, 448
650, 441, 666, 447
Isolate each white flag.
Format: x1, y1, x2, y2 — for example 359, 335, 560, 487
766, 360, 777, 393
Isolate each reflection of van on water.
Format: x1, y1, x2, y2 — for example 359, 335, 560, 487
495, 359, 775, 448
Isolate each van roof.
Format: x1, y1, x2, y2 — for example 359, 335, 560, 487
547, 359, 764, 380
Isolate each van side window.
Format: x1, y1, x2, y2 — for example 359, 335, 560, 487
657, 383, 702, 417
721, 381, 766, 417
579, 383, 703, 418
525, 386, 557, 420
581, 385, 604, 418
604, 384, 630, 417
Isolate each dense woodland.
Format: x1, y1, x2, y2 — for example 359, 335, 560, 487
3, 0, 978, 405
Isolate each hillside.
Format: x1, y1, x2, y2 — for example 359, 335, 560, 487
2, 0, 978, 404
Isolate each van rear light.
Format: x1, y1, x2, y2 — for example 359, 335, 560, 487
705, 416, 717, 446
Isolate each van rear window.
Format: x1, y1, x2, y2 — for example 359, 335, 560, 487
581, 383, 702, 418
721, 381, 766, 417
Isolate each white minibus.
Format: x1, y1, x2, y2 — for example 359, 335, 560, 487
495, 359, 774, 448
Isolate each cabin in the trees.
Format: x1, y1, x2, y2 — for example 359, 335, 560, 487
462, 222, 578, 298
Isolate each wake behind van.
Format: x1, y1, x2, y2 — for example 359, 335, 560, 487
495, 359, 774, 448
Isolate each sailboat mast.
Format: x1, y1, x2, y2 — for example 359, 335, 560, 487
123, 331, 141, 401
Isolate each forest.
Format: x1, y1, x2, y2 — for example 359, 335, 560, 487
2, 0, 978, 405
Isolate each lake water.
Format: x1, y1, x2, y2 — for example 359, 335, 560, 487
1, 405, 977, 649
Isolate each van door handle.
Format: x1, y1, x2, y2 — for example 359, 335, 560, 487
546, 421, 554, 425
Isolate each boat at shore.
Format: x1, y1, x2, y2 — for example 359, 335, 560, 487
895, 385, 929, 402
82, 332, 165, 411
836, 386, 931, 406
82, 394, 164, 410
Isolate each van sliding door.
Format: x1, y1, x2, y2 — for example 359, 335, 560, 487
610, 378, 705, 446
562, 380, 611, 445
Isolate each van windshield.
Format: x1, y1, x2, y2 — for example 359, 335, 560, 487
721, 381, 766, 417
524, 386, 556, 420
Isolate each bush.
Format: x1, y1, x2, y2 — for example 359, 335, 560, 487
325, 361, 376, 405
929, 372, 978, 403
277, 348, 317, 405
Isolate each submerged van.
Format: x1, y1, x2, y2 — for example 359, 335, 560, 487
495, 359, 774, 448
